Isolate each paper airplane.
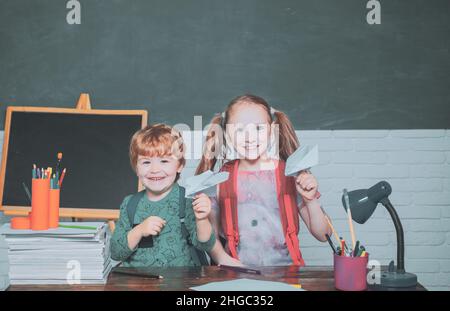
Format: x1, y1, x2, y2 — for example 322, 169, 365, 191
285, 145, 319, 176
184, 170, 230, 198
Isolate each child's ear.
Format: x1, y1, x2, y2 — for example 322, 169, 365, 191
177, 163, 185, 173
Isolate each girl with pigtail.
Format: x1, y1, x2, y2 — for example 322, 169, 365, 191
201, 94, 331, 267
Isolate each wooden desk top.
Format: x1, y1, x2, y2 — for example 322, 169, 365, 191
8, 266, 426, 291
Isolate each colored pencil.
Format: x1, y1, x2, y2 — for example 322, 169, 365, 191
56, 152, 63, 176
59, 168, 66, 187
219, 265, 262, 275
344, 189, 356, 249
324, 215, 340, 244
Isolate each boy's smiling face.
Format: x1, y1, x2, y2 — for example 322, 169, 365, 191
136, 154, 184, 197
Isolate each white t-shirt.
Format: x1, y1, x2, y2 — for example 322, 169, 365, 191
211, 168, 301, 266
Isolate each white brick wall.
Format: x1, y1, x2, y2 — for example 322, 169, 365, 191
1, 129, 449, 290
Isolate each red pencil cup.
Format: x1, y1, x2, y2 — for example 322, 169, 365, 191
31, 178, 50, 230
48, 189, 60, 228
334, 253, 369, 291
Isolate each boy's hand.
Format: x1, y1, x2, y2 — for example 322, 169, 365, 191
192, 193, 211, 221
296, 171, 318, 202
139, 216, 166, 237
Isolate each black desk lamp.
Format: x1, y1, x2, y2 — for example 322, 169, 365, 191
342, 181, 417, 288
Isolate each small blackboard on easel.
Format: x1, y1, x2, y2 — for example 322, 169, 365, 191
0, 94, 147, 221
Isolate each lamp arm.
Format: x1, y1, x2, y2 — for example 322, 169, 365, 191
380, 198, 405, 273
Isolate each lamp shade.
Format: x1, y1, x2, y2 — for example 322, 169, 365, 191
341, 181, 392, 224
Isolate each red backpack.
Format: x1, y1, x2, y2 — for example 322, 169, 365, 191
218, 159, 316, 266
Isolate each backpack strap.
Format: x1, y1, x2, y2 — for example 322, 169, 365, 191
127, 190, 146, 226
218, 160, 240, 259
126, 190, 153, 248
178, 186, 209, 266
274, 161, 305, 266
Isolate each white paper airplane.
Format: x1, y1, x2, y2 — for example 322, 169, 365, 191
285, 145, 319, 176
184, 170, 230, 198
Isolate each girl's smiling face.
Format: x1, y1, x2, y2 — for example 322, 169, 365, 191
136, 155, 184, 197
226, 103, 272, 161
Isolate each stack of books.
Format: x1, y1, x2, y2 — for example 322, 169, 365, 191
0, 222, 114, 285
0, 235, 9, 290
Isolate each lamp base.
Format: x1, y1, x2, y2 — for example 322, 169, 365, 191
378, 270, 418, 288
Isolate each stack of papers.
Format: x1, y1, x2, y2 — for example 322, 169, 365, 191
0, 222, 114, 285
0, 235, 9, 290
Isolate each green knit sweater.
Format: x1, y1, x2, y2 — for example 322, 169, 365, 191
110, 183, 215, 267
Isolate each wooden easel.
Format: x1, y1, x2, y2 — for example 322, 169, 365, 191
75, 93, 92, 110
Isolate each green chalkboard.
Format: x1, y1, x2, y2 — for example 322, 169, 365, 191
1, 0, 449, 129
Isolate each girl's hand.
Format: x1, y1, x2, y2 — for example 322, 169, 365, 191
295, 171, 318, 202
139, 216, 166, 237
193, 193, 212, 220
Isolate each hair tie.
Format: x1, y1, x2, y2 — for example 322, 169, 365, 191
219, 112, 226, 128
270, 106, 278, 119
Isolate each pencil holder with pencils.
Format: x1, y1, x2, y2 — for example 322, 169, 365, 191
333, 253, 369, 291
10, 154, 66, 231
